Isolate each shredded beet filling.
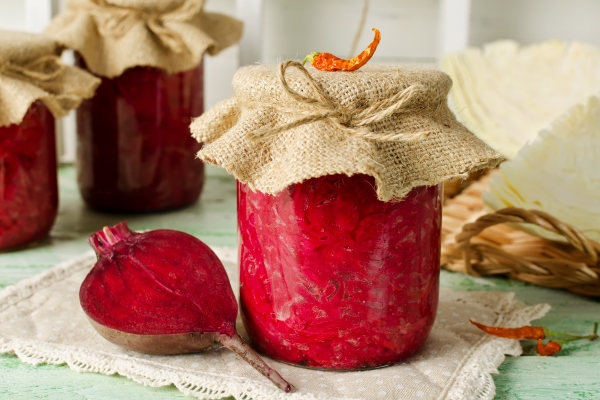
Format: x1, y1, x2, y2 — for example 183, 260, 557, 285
75, 56, 205, 213
238, 174, 442, 369
0, 102, 58, 250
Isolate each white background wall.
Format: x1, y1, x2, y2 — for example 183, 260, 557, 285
2, 0, 600, 161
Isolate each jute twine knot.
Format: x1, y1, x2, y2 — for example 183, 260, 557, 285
85, 0, 201, 53
250, 60, 433, 142
0, 55, 66, 83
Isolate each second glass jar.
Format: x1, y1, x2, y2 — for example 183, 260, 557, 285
75, 56, 205, 212
0, 101, 58, 250
238, 173, 442, 370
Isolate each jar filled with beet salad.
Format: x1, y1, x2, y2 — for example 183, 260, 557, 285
45, 0, 242, 212
191, 61, 504, 370
0, 30, 99, 251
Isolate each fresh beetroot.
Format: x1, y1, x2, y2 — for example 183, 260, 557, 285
80, 222, 291, 392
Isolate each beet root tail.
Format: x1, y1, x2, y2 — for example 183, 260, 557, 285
218, 333, 292, 392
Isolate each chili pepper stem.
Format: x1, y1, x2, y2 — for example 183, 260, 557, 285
302, 52, 319, 66
543, 321, 599, 341
554, 338, 588, 345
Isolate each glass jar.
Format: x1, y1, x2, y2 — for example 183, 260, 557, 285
238, 173, 442, 370
0, 101, 58, 250
75, 55, 205, 212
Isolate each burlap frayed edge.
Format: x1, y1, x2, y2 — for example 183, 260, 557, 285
199, 146, 500, 202
0, 65, 100, 127
191, 97, 505, 202
45, 0, 243, 77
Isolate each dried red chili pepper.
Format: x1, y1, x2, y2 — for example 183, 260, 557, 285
302, 28, 381, 72
469, 319, 546, 340
536, 339, 561, 356
470, 319, 598, 357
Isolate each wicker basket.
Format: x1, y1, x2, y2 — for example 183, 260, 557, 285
441, 172, 600, 297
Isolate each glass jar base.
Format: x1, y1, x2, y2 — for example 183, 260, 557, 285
0, 233, 52, 253
250, 339, 427, 371
80, 193, 202, 214
273, 359, 398, 372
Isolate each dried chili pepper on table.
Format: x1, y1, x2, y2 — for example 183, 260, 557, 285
470, 319, 598, 356
470, 319, 546, 340
302, 28, 381, 72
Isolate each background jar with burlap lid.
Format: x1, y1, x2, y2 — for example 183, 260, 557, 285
191, 61, 505, 369
0, 30, 99, 251
45, 0, 242, 213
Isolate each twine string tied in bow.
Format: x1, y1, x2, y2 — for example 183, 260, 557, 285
249, 60, 431, 142
85, 0, 201, 53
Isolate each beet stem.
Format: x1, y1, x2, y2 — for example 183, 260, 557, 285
218, 333, 292, 393
88, 221, 134, 256
102, 221, 132, 245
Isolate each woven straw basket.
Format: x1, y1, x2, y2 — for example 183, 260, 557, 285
441, 172, 600, 297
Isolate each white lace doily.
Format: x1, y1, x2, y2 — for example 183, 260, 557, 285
0, 246, 549, 400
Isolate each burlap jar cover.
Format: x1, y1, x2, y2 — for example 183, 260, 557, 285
45, 0, 243, 78
191, 62, 505, 200
0, 30, 100, 127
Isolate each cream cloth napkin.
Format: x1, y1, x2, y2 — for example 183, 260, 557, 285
0, 246, 549, 400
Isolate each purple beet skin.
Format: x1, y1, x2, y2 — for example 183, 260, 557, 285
81, 221, 291, 392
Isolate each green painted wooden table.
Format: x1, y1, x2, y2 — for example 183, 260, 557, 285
1, 166, 599, 399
